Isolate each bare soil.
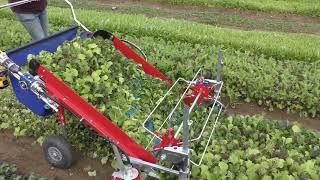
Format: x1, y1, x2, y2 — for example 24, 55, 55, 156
101, 0, 320, 34
0, 130, 113, 180
225, 101, 320, 131
106, 0, 320, 24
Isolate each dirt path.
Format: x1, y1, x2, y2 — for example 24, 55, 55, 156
225, 101, 320, 131
0, 105, 318, 180
0, 130, 113, 180
106, 0, 320, 24
96, 0, 320, 35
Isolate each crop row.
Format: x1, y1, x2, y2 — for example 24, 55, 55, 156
2, 87, 320, 179
1, 8, 320, 62
0, 37, 319, 178
125, 35, 320, 118
1, 18, 320, 117
0, 161, 44, 179
148, 0, 320, 17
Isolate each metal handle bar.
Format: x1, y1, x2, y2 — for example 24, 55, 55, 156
121, 39, 148, 61
63, 0, 90, 32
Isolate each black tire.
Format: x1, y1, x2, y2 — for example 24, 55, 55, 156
43, 136, 74, 169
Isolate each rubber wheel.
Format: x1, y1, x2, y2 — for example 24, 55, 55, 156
43, 136, 74, 169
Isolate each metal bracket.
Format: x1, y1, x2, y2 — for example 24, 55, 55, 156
111, 144, 140, 180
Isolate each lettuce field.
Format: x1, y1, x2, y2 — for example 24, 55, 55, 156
0, 161, 44, 180
0, 2, 320, 180
147, 0, 320, 17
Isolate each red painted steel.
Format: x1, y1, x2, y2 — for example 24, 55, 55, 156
152, 128, 181, 150
58, 106, 66, 126
37, 65, 157, 163
112, 37, 172, 85
184, 77, 215, 106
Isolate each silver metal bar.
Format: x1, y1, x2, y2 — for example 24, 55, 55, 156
182, 105, 190, 152
30, 81, 59, 112
188, 92, 201, 114
215, 49, 224, 97
0, 0, 37, 9
179, 169, 189, 180
174, 92, 201, 138
129, 157, 180, 175
63, 0, 90, 32
121, 39, 148, 61
204, 79, 220, 84
111, 144, 126, 174
216, 49, 224, 83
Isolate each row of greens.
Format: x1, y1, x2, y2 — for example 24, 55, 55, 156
1, 8, 320, 62
127, 35, 320, 118
0, 38, 319, 179
148, 0, 320, 17
0, 19, 29, 51
0, 161, 44, 180
1, 17, 320, 118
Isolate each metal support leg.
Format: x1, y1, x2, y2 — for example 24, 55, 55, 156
111, 144, 140, 180
57, 106, 69, 138
112, 144, 127, 174
58, 106, 66, 126
215, 49, 224, 96
182, 105, 190, 152
179, 105, 191, 180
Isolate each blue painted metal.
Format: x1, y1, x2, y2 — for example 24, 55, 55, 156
80, 31, 93, 39
7, 26, 79, 67
126, 78, 144, 118
9, 74, 53, 116
7, 26, 79, 116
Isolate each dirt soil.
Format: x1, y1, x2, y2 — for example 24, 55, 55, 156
103, 0, 320, 34
0, 130, 113, 180
106, 0, 320, 23
225, 101, 320, 131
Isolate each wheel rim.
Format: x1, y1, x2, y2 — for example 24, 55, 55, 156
48, 147, 63, 162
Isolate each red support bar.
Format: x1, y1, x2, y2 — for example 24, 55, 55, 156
112, 36, 172, 85
58, 106, 66, 126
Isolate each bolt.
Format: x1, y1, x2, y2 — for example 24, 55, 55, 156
160, 154, 166, 160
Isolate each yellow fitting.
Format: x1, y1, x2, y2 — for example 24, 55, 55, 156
0, 66, 9, 89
